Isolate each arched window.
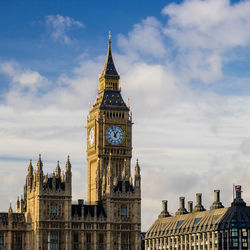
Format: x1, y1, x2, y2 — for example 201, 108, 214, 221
121, 206, 127, 219
48, 231, 59, 250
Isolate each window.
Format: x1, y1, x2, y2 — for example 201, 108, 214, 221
230, 228, 238, 237
73, 233, 79, 250
98, 234, 104, 250
86, 233, 91, 250
0, 234, 4, 250
121, 206, 127, 219
176, 221, 184, 229
194, 218, 201, 225
242, 228, 247, 237
48, 232, 59, 250
13, 233, 22, 250
230, 238, 238, 247
50, 204, 57, 217
242, 238, 247, 248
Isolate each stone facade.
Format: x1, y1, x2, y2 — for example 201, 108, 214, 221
0, 35, 141, 250
145, 186, 250, 250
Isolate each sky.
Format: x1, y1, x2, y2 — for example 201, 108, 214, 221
1, 0, 250, 231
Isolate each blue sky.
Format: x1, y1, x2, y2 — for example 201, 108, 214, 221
1, 0, 250, 230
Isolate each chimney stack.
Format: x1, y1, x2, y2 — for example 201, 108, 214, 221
158, 200, 170, 218
210, 190, 224, 210
188, 201, 193, 213
193, 193, 206, 212
176, 197, 188, 215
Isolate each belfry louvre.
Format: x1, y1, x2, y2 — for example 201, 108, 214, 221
145, 187, 250, 250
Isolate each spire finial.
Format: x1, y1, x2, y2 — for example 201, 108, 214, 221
108, 31, 112, 44
28, 159, 33, 174
66, 155, 71, 172
37, 153, 43, 171
8, 201, 13, 214
56, 160, 61, 177
135, 158, 140, 175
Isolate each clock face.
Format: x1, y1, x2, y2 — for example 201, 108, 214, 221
106, 126, 124, 145
88, 127, 95, 147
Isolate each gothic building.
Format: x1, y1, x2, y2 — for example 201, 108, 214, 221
145, 186, 250, 250
0, 35, 141, 250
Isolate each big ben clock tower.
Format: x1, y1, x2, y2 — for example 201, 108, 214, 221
87, 33, 134, 204
86, 33, 141, 249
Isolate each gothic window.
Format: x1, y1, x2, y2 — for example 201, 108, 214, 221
50, 204, 57, 217
73, 233, 79, 250
12, 233, 22, 250
86, 233, 91, 250
48, 231, 59, 250
98, 234, 104, 250
121, 206, 127, 219
0, 234, 4, 250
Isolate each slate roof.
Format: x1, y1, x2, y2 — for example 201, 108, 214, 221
101, 41, 119, 79
100, 91, 129, 111
146, 201, 250, 238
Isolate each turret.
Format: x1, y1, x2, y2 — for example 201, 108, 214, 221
27, 159, 33, 191
8, 202, 13, 215
65, 155, 72, 179
16, 196, 20, 212
55, 160, 61, 178
134, 159, 141, 190
65, 156, 72, 195
36, 154, 43, 188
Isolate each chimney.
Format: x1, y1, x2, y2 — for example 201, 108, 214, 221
193, 193, 206, 212
210, 190, 224, 210
176, 197, 188, 215
188, 201, 193, 213
158, 200, 170, 218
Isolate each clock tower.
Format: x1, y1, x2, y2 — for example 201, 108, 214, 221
86, 34, 141, 249
87, 33, 133, 204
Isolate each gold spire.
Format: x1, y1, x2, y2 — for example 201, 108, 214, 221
56, 160, 61, 177
66, 155, 71, 172
108, 31, 112, 44
135, 158, 140, 175
37, 154, 43, 172
8, 201, 13, 214
28, 159, 33, 174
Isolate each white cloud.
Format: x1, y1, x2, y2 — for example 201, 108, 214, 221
0, 61, 48, 92
45, 15, 84, 44
162, 0, 250, 50
118, 17, 166, 58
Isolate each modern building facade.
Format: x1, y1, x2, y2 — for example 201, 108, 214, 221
0, 35, 141, 250
145, 186, 250, 250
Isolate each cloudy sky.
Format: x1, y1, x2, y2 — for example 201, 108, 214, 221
1, 0, 250, 231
